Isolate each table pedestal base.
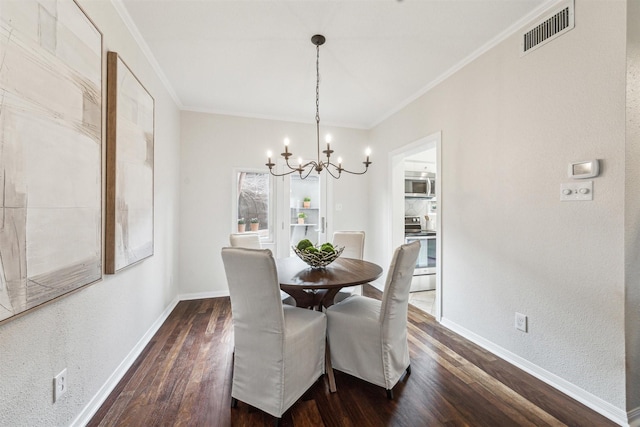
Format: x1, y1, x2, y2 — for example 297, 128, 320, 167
281, 288, 340, 310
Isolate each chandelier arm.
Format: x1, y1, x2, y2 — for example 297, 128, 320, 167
332, 166, 370, 176
266, 156, 313, 177
324, 160, 339, 168
324, 159, 371, 175
268, 167, 304, 177
284, 157, 300, 171
301, 160, 317, 170
323, 164, 342, 179
300, 165, 316, 180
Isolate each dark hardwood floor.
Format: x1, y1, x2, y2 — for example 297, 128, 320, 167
88, 286, 616, 426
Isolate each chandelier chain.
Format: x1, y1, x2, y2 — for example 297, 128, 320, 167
316, 44, 321, 164
316, 44, 320, 125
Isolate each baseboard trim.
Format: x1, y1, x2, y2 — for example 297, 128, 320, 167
70, 296, 180, 427
440, 317, 629, 426
178, 289, 230, 300
628, 407, 640, 427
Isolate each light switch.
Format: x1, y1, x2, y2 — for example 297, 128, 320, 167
560, 181, 593, 201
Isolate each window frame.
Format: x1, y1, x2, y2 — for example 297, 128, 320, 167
232, 168, 275, 244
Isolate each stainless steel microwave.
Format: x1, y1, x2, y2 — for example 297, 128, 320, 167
405, 172, 435, 198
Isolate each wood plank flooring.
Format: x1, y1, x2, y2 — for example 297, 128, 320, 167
88, 286, 617, 426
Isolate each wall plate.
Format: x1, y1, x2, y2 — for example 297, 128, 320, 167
560, 181, 593, 201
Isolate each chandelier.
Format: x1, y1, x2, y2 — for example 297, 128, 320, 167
266, 34, 371, 179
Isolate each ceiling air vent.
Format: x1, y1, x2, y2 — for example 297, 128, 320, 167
520, 0, 574, 56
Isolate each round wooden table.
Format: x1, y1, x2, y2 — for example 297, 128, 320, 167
277, 256, 383, 309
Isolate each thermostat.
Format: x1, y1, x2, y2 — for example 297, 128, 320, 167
569, 160, 599, 179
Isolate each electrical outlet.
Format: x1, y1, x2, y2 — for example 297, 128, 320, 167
515, 312, 528, 332
53, 368, 67, 402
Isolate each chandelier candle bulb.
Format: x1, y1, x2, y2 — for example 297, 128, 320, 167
265, 150, 276, 169
282, 138, 290, 158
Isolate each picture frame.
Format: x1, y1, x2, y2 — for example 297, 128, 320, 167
105, 51, 155, 274
0, 0, 103, 323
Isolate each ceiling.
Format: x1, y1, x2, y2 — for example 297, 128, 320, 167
117, 0, 550, 129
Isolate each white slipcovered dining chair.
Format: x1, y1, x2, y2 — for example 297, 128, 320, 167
332, 231, 365, 304
229, 232, 261, 249
326, 241, 420, 399
221, 247, 327, 423
229, 233, 295, 306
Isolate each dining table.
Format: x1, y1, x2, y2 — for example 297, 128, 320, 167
276, 255, 383, 392
276, 256, 383, 310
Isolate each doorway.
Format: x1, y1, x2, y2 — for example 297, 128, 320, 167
388, 132, 442, 320
276, 169, 332, 257
289, 174, 323, 253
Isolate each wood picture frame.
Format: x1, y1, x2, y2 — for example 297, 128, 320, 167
105, 52, 155, 274
0, 0, 103, 324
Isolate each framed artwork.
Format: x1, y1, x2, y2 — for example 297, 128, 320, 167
105, 52, 154, 274
0, 0, 103, 323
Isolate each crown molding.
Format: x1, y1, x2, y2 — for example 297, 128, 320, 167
369, 0, 561, 129
110, 0, 183, 109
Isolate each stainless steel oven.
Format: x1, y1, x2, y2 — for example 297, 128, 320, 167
404, 234, 436, 275
405, 216, 436, 291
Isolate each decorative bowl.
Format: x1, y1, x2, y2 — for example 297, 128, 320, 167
292, 246, 344, 268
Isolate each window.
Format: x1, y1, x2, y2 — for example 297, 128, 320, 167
235, 170, 272, 240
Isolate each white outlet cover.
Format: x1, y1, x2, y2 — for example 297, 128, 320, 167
515, 312, 528, 332
54, 368, 67, 402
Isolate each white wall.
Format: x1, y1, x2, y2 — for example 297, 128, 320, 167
369, 0, 628, 418
625, 0, 640, 417
179, 112, 371, 296
0, 1, 181, 426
